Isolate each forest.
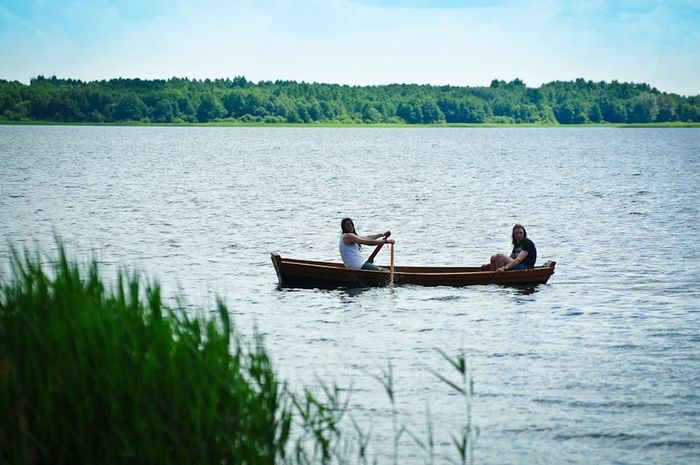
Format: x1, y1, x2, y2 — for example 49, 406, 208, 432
1, 75, 699, 125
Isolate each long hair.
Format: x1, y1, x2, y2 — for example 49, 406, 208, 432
341, 218, 360, 249
341, 217, 356, 234
511, 224, 527, 246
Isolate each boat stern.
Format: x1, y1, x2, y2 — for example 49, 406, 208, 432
271, 253, 284, 285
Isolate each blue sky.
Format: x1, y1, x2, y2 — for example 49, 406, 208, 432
1, 0, 699, 95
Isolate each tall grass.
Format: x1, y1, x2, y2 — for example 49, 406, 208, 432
0, 245, 476, 464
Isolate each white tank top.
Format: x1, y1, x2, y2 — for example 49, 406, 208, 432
339, 234, 365, 269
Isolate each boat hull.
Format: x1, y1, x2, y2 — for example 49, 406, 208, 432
271, 253, 555, 288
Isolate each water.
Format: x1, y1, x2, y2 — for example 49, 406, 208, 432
1, 125, 699, 464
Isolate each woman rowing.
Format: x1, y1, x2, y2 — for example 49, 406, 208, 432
488, 223, 537, 272
339, 217, 393, 270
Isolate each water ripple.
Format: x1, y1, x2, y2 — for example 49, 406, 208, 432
1, 125, 699, 465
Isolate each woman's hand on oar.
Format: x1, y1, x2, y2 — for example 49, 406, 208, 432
367, 231, 392, 263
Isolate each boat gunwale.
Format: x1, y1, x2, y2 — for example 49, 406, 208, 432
273, 254, 554, 276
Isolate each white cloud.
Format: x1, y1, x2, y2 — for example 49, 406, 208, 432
1, 0, 698, 94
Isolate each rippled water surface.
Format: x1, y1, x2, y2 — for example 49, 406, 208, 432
1, 126, 699, 464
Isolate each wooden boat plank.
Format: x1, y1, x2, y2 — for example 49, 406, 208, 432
278, 257, 494, 273
272, 253, 556, 288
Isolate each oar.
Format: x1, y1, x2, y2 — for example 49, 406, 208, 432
367, 232, 391, 263
389, 243, 395, 287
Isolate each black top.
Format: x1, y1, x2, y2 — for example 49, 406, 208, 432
512, 238, 537, 268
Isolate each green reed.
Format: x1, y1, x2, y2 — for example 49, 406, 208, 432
0, 244, 476, 464
0, 245, 291, 464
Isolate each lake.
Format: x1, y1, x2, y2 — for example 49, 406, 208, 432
1, 125, 698, 464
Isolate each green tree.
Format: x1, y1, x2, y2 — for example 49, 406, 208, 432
362, 104, 383, 123
628, 93, 659, 123
513, 104, 539, 123
177, 97, 197, 122
307, 98, 321, 121
152, 98, 177, 123
197, 94, 225, 122
492, 98, 515, 117
396, 101, 422, 124
599, 98, 627, 123
588, 104, 603, 123
2, 75, 698, 125
319, 100, 340, 121
223, 90, 245, 117
677, 102, 700, 122
286, 110, 303, 123
420, 100, 444, 123
461, 97, 487, 123
553, 101, 587, 124
655, 95, 677, 122
113, 94, 148, 121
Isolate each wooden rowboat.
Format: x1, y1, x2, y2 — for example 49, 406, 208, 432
271, 253, 556, 288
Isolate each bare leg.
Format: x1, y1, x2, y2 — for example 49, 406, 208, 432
489, 254, 512, 271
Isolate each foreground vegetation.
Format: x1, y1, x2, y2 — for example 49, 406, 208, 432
0, 245, 476, 464
1, 75, 698, 126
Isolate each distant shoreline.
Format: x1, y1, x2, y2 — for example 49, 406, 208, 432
4, 77, 698, 126
2, 120, 699, 128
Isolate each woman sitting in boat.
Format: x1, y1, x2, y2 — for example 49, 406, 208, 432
489, 224, 537, 272
339, 217, 393, 271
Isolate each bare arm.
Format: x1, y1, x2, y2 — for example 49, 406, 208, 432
366, 230, 391, 240
343, 232, 394, 246
498, 250, 528, 272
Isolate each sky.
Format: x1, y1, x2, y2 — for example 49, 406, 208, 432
1, 0, 699, 95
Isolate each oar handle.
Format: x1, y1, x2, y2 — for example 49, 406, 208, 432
367, 231, 391, 263
389, 243, 395, 286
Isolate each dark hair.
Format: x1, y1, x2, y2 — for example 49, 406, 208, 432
341, 218, 360, 250
511, 224, 527, 246
341, 217, 356, 234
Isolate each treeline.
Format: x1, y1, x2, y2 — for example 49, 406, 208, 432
1, 75, 699, 124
